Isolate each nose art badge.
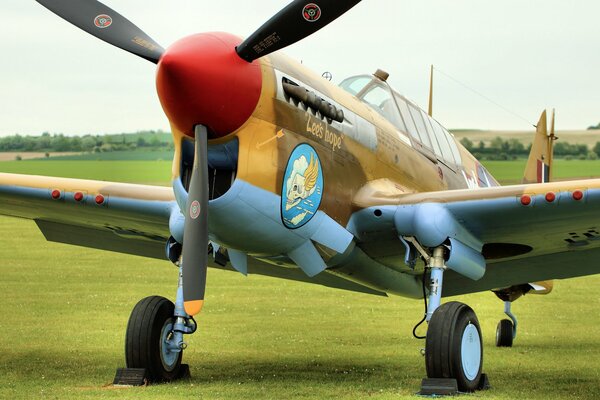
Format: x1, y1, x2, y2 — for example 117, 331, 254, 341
281, 143, 323, 229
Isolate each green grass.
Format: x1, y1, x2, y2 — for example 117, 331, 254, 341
1, 218, 600, 399
483, 159, 600, 185
0, 160, 172, 185
1, 159, 600, 399
1, 159, 598, 186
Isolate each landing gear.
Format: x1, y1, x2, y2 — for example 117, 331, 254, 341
495, 300, 517, 347
122, 261, 196, 383
425, 302, 483, 392
421, 246, 485, 393
125, 296, 183, 381
496, 319, 513, 347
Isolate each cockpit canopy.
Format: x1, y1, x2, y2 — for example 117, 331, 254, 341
339, 74, 462, 167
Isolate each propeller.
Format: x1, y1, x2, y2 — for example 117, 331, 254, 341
181, 125, 210, 316
35, 0, 361, 316
236, 0, 362, 62
36, 0, 164, 63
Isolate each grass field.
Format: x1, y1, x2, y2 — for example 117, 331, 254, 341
1, 158, 598, 186
1, 160, 600, 399
0, 160, 172, 185
484, 160, 600, 185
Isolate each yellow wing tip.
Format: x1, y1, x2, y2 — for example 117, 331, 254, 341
184, 300, 204, 316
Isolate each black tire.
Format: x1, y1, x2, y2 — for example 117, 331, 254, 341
425, 301, 483, 392
125, 296, 182, 382
496, 319, 514, 347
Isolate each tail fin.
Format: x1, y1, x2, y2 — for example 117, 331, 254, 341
522, 109, 557, 184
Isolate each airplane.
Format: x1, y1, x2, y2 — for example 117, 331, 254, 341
1, 0, 599, 393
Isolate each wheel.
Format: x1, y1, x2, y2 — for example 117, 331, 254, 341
496, 319, 513, 347
125, 296, 182, 382
425, 301, 483, 392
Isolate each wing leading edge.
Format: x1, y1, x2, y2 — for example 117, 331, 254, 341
349, 178, 600, 296
0, 173, 384, 296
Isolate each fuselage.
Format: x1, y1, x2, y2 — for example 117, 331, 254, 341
161, 33, 497, 225
157, 32, 499, 296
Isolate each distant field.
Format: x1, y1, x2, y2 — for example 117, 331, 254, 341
0, 150, 173, 161
1, 159, 600, 399
452, 129, 600, 148
0, 151, 81, 161
483, 159, 600, 185
0, 160, 172, 185
37, 150, 174, 161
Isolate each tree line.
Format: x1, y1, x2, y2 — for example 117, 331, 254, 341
2, 131, 600, 161
0, 131, 173, 153
459, 137, 600, 160
588, 122, 600, 130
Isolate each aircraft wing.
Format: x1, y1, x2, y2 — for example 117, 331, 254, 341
0, 173, 385, 296
350, 178, 600, 296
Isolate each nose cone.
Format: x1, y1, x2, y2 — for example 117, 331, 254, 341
156, 32, 262, 138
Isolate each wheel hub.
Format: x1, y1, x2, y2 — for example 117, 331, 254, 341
460, 322, 481, 381
160, 320, 180, 372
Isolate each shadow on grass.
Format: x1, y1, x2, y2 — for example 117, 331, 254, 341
3, 347, 600, 397
1, 350, 417, 388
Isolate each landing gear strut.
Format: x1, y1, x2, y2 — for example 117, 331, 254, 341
422, 246, 485, 393
123, 262, 196, 383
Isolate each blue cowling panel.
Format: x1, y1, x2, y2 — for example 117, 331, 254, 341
204, 179, 354, 277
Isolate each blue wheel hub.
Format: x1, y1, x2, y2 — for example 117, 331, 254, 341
460, 322, 481, 381
159, 320, 179, 372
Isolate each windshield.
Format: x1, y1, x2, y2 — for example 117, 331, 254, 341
340, 75, 405, 131
339, 75, 371, 96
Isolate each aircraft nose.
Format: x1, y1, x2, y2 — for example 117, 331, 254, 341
156, 32, 263, 138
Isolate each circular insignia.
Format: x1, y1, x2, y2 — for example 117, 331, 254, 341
302, 3, 321, 22
94, 14, 113, 29
189, 200, 201, 220
281, 143, 323, 229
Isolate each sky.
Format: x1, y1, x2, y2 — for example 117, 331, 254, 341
1, 0, 600, 136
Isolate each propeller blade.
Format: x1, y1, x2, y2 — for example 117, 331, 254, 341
181, 125, 210, 316
36, 0, 164, 63
236, 0, 361, 62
